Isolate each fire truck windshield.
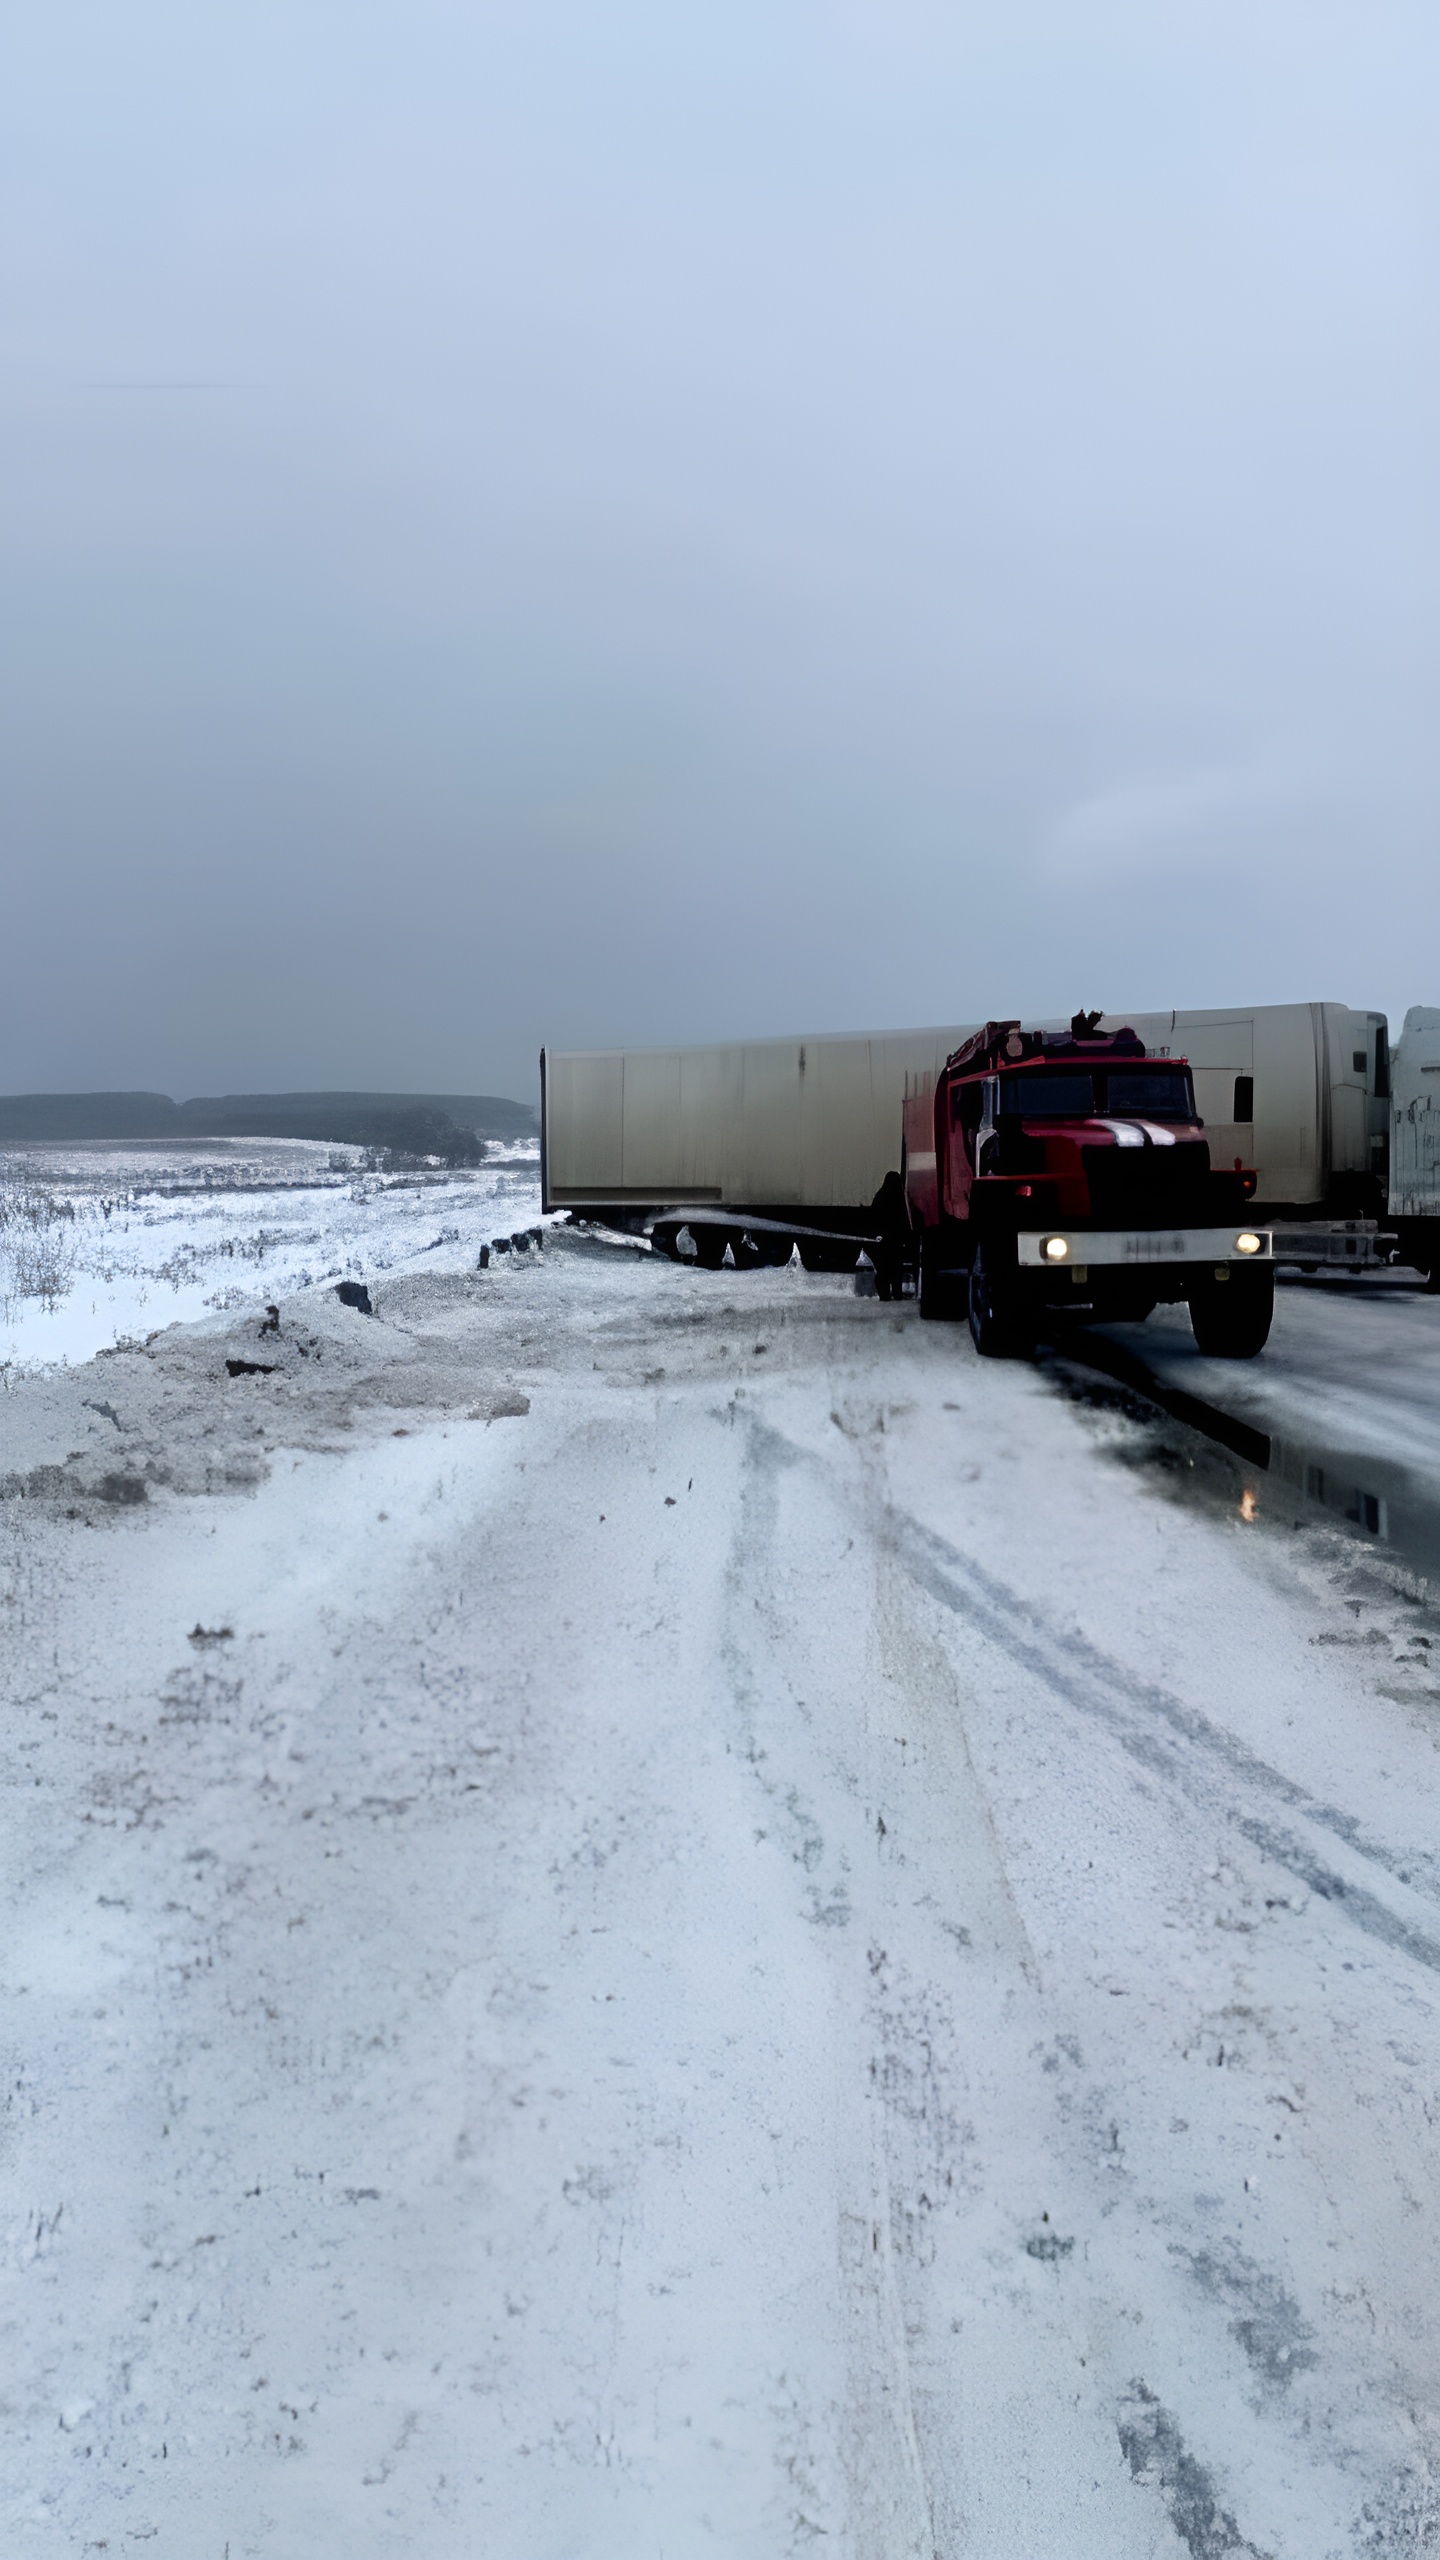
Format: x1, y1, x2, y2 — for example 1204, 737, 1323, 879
1101, 1068, 1197, 1120
996, 1067, 1196, 1120
996, 1071, 1094, 1116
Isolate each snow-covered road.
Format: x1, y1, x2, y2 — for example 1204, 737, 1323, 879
4, 1241, 1439, 2557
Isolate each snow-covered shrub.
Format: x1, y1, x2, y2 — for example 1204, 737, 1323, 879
0, 1167, 80, 1309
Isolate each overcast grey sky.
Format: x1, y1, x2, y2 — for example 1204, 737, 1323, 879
4, 1, 1437, 1104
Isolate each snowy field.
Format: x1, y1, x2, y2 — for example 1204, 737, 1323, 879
0, 1139, 542, 1372
3, 1240, 1440, 2557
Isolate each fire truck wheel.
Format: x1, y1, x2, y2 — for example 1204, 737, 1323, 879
968, 1244, 1026, 1357
918, 1232, 965, 1320
1187, 1264, 1275, 1357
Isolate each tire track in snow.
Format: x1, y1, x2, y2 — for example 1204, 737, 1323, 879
720, 1405, 939, 2558
739, 1405, 1217, 2556
829, 1406, 1291, 2560
809, 1406, 1422, 2558
698, 1384, 1438, 2554
880, 1502, 1440, 1980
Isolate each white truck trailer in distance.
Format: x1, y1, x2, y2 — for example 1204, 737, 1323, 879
1390, 1008, 1440, 1282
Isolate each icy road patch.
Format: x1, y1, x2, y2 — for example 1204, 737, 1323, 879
2, 1242, 1439, 2556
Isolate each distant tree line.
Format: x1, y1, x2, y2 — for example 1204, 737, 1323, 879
0, 1090, 538, 1156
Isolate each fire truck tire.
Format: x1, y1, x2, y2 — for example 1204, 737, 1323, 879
968, 1244, 1026, 1357
918, 1232, 965, 1321
1187, 1264, 1275, 1357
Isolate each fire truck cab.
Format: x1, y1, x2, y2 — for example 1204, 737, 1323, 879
901, 1014, 1274, 1357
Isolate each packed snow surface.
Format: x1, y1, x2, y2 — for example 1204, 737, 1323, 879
3, 1239, 1440, 2556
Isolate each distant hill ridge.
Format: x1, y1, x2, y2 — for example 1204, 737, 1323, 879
0, 1090, 538, 1150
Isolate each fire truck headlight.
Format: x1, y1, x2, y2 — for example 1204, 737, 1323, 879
1235, 1231, 1262, 1255
1043, 1236, 1069, 1262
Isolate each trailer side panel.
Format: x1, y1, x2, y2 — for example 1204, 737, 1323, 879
542, 1027, 974, 1217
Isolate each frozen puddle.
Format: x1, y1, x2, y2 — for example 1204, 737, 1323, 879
1048, 1318, 1440, 1573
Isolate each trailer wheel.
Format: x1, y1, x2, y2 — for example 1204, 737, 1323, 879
1187, 1264, 1274, 1357
968, 1243, 1025, 1357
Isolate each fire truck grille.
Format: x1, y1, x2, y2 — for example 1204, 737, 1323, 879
1080, 1139, 1223, 1228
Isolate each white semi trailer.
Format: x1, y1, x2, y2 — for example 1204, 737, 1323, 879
541, 1026, 977, 1264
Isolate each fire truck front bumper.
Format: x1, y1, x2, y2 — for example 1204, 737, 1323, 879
1015, 1225, 1271, 1272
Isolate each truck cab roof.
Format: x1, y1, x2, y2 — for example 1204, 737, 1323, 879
945, 1018, 1152, 1079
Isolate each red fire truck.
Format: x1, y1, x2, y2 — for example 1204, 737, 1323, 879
901, 1014, 1273, 1357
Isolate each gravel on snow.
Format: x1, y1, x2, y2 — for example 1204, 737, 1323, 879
3, 1239, 1439, 2558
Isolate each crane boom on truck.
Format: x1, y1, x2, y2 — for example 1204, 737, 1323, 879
902, 1014, 1274, 1356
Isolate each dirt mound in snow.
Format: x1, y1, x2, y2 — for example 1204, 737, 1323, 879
0, 1271, 540, 1516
